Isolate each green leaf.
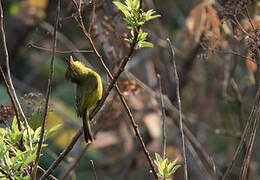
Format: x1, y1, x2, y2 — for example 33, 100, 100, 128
146, 14, 161, 21
125, 0, 132, 9
167, 161, 175, 172
142, 41, 153, 48
132, 0, 140, 10
24, 154, 36, 165
137, 41, 153, 49
157, 172, 163, 178
11, 116, 18, 131
169, 164, 181, 176
113, 2, 131, 18
34, 127, 41, 140
44, 124, 62, 140
155, 153, 163, 164
139, 32, 148, 41
0, 128, 5, 136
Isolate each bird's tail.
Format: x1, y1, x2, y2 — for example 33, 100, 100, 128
83, 110, 94, 143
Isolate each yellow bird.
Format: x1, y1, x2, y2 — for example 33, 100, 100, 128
65, 56, 103, 143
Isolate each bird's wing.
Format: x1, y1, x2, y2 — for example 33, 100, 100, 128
76, 74, 98, 117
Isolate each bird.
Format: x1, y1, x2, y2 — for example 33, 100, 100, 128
65, 56, 103, 143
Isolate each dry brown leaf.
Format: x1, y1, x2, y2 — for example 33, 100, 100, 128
186, 2, 220, 43
122, 80, 141, 95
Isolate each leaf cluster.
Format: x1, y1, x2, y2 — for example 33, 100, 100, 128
113, 0, 160, 49
0, 117, 60, 179
154, 153, 181, 180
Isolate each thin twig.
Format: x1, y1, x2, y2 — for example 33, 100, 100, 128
90, 160, 98, 180
88, 0, 96, 34
230, 79, 244, 131
0, 0, 32, 149
167, 38, 188, 180
40, 129, 82, 180
210, 48, 256, 64
240, 87, 260, 179
157, 74, 166, 160
233, 16, 252, 39
28, 42, 93, 54
0, 66, 21, 130
31, 0, 60, 179
60, 145, 89, 180
245, 7, 255, 31
222, 87, 260, 180
38, 166, 57, 180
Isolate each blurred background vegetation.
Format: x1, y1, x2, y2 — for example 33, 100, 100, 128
0, 0, 260, 179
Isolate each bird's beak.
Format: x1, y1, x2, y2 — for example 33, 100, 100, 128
66, 56, 75, 66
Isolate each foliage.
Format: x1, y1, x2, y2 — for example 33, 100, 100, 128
154, 153, 181, 180
113, 0, 160, 49
0, 117, 60, 179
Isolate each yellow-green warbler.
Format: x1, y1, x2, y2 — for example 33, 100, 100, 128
65, 56, 103, 143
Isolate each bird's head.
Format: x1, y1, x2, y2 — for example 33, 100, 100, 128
65, 56, 85, 83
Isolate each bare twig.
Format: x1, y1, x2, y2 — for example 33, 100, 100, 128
222, 87, 260, 180
60, 145, 89, 180
40, 129, 82, 180
88, 0, 96, 34
28, 42, 93, 54
210, 48, 256, 64
38, 166, 57, 180
157, 74, 166, 160
233, 16, 252, 39
90, 160, 98, 180
167, 38, 188, 180
0, 0, 32, 149
230, 79, 244, 130
31, 0, 60, 179
245, 7, 255, 31
240, 87, 260, 179
0, 66, 21, 130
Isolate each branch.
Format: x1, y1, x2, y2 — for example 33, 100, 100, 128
31, 0, 60, 179
240, 87, 260, 179
28, 42, 93, 54
37, 166, 57, 180
222, 87, 260, 179
40, 129, 82, 180
60, 145, 89, 180
157, 74, 166, 160
88, 0, 96, 34
0, 66, 21, 130
167, 39, 188, 180
90, 160, 98, 180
